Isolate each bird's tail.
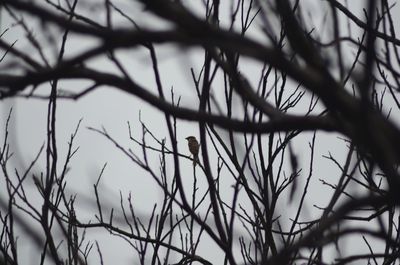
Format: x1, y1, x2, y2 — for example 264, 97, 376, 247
193, 154, 199, 167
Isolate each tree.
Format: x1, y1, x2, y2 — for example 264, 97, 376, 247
1, 0, 400, 264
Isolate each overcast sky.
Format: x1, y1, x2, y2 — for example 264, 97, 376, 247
1, 1, 400, 264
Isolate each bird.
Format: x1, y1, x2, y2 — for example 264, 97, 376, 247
185, 136, 200, 167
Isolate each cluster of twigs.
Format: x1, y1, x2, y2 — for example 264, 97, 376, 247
1, 0, 400, 264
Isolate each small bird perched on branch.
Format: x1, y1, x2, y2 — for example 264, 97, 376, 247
185, 136, 200, 167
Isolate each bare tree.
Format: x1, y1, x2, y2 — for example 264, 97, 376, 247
1, 0, 400, 264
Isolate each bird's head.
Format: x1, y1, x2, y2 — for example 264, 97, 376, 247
185, 136, 196, 141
